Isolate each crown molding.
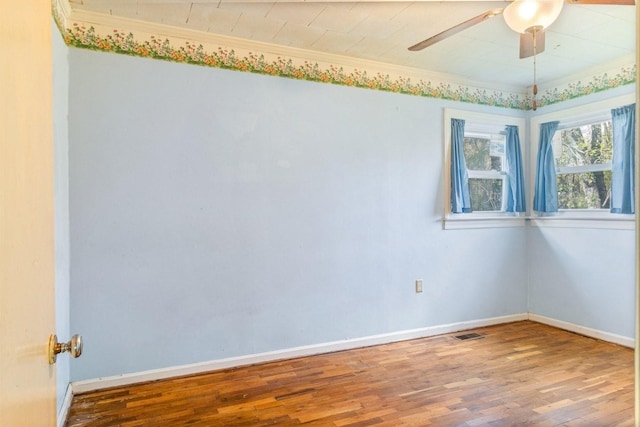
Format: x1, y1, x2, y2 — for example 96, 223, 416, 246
52, 0, 634, 110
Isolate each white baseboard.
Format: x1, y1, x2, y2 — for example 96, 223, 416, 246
71, 313, 528, 394
57, 383, 73, 427
528, 313, 635, 348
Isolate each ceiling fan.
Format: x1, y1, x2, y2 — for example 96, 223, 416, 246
408, 0, 635, 109
409, 0, 634, 57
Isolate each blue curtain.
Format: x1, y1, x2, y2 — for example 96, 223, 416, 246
610, 103, 636, 214
533, 121, 560, 213
505, 125, 526, 213
450, 118, 472, 213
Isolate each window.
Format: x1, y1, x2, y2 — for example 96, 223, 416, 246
444, 109, 526, 229
464, 132, 506, 212
529, 92, 635, 229
554, 120, 612, 210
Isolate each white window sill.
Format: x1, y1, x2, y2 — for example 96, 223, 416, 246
530, 211, 635, 230
443, 214, 526, 230
444, 211, 635, 230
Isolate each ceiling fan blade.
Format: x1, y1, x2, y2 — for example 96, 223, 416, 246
519, 31, 546, 59
408, 8, 503, 51
566, 0, 634, 4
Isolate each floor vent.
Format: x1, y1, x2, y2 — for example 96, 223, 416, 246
454, 332, 485, 341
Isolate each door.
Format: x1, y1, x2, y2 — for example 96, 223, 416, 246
0, 0, 57, 424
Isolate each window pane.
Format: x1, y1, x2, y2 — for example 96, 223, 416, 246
557, 170, 612, 209
555, 121, 612, 167
464, 137, 503, 172
469, 178, 503, 211
555, 121, 613, 210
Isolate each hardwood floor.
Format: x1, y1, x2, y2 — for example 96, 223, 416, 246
65, 321, 634, 426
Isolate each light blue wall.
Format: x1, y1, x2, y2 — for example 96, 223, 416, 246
52, 22, 70, 412
527, 86, 636, 339
68, 48, 528, 381
528, 227, 635, 336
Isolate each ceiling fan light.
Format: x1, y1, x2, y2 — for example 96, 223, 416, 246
503, 0, 564, 34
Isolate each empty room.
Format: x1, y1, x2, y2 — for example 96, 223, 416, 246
2, 0, 637, 425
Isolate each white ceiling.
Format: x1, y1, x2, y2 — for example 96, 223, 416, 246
67, 0, 636, 88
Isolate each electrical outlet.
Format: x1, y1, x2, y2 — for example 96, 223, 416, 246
415, 279, 423, 293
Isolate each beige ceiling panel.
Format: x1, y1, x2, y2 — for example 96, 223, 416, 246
72, 0, 114, 5
456, 18, 514, 45
597, 4, 636, 23
444, 59, 499, 82
217, 1, 277, 17
534, 53, 592, 83
226, 13, 284, 42
397, 37, 467, 63
390, 22, 480, 57
271, 22, 326, 48
414, 56, 471, 77
457, 38, 504, 60
350, 2, 412, 21
552, 5, 617, 33
136, 3, 193, 26
386, 25, 439, 51
581, 24, 636, 50
311, 30, 362, 53
567, 7, 635, 49
233, 13, 286, 41
561, 38, 630, 65
185, 3, 219, 31
137, 0, 217, 3
542, 32, 606, 60
346, 35, 397, 58
309, 4, 368, 33
465, 43, 519, 65
392, 2, 495, 32
388, 2, 440, 30
350, 14, 405, 39
194, 7, 243, 34
266, 3, 327, 26
109, 4, 139, 19
71, 0, 111, 14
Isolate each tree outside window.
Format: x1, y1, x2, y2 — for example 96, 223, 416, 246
555, 121, 613, 209
464, 134, 506, 212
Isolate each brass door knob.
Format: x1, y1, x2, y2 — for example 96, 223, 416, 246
48, 334, 83, 365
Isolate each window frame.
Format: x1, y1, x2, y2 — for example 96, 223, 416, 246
529, 93, 635, 230
464, 131, 508, 212
443, 109, 526, 230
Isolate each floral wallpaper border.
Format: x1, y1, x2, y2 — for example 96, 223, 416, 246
53, 4, 635, 111
538, 67, 636, 107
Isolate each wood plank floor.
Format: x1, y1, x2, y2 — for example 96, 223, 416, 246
65, 321, 634, 426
